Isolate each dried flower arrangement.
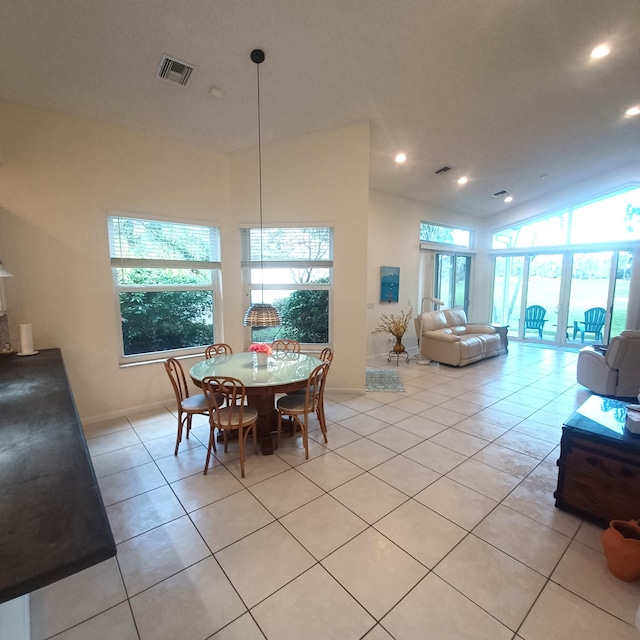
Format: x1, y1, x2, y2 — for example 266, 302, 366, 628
372, 307, 413, 338
248, 343, 273, 355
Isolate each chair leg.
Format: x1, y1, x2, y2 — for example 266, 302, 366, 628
317, 406, 328, 443
276, 412, 283, 450
301, 415, 309, 460
252, 421, 258, 455
186, 414, 192, 439
238, 427, 245, 479
174, 413, 185, 455
203, 423, 216, 475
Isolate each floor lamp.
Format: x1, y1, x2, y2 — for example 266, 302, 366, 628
415, 296, 444, 365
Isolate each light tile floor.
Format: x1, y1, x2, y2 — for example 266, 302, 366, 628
30, 343, 640, 639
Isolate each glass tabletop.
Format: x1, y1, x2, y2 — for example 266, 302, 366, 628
566, 395, 639, 446
189, 352, 322, 388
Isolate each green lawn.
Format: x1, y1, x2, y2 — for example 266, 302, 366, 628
499, 276, 629, 344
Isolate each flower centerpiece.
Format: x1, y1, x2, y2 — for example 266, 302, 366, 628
372, 307, 413, 353
248, 342, 272, 366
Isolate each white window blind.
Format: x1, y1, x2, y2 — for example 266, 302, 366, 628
241, 227, 333, 266
108, 215, 221, 269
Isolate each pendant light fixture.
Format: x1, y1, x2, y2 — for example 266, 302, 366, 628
243, 48, 282, 328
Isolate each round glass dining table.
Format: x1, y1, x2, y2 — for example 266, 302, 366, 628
190, 351, 322, 454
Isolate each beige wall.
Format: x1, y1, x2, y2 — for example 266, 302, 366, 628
367, 191, 481, 356
3, 99, 635, 420
0, 102, 369, 421
227, 122, 371, 391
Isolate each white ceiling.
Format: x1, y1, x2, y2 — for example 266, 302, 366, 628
1, 0, 639, 217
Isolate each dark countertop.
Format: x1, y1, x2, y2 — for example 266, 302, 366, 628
0, 349, 116, 604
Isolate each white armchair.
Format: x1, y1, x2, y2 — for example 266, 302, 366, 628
576, 330, 640, 398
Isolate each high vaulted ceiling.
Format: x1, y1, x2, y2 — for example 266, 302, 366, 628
1, 1, 639, 217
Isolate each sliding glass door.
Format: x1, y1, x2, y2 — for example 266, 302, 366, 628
566, 252, 612, 345
611, 251, 632, 339
523, 254, 563, 342
435, 253, 470, 315
493, 256, 524, 338
493, 249, 632, 347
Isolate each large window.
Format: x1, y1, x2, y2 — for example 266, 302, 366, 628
108, 214, 221, 362
242, 227, 332, 345
491, 186, 639, 347
492, 186, 640, 249
420, 222, 471, 248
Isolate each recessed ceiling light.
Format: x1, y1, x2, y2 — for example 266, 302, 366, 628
395, 153, 407, 164
625, 106, 640, 117
504, 196, 513, 203
591, 44, 610, 59
457, 176, 468, 185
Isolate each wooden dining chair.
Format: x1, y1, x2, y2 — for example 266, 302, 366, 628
315, 348, 333, 429
164, 357, 213, 456
271, 339, 301, 355
285, 348, 334, 432
200, 376, 258, 478
205, 343, 233, 358
319, 347, 334, 363
276, 361, 330, 459
287, 346, 333, 400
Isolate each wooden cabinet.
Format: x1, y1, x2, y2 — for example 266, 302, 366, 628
554, 396, 640, 528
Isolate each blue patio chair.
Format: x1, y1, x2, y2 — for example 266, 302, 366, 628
524, 305, 547, 339
573, 307, 606, 343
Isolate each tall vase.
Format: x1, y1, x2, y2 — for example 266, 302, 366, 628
393, 336, 405, 353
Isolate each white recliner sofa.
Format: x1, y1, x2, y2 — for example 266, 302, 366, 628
576, 330, 640, 398
414, 308, 501, 367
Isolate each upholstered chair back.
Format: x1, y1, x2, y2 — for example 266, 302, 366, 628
606, 331, 640, 371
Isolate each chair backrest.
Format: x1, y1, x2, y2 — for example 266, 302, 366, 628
319, 347, 334, 364
525, 305, 546, 327
303, 362, 330, 412
605, 331, 640, 370
584, 307, 606, 331
272, 339, 301, 354
205, 343, 233, 358
164, 357, 190, 404
200, 376, 250, 428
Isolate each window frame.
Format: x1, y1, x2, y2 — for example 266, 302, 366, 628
241, 225, 333, 349
419, 222, 473, 249
491, 184, 640, 251
107, 211, 223, 365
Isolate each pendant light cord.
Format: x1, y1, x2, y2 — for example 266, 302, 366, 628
243, 48, 279, 327
256, 58, 265, 304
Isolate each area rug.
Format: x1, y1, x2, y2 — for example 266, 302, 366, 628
366, 369, 406, 393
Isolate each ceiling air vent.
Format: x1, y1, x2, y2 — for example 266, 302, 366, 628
434, 166, 452, 175
157, 56, 194, 86
493, 189, 509, 197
